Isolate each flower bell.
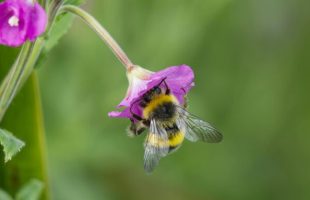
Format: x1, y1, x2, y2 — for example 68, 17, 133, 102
109, 64, 195, 120
0, 0, 47, 47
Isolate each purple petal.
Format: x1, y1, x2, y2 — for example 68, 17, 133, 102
0, 1, 27, 46
26, 2, 47, 41
0, 0, 47, 47
109, 104, 142, 119
116, 66, 153, 108
117, 77, 151, 108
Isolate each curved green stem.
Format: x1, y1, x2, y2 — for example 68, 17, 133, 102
60, 5, 134, 69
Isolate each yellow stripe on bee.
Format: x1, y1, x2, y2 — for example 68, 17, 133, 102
147, 133, 169, 147
143, 94, 179, 119
147, 131, 185, 147
169, 131, 185, 147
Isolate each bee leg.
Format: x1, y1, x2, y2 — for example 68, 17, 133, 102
142, 119, 150, 127
128, 120, 146, 136
183, 96, 188, 109
181, 88, 188, 109
136, 127, 146, 135
132, 113, 143, 121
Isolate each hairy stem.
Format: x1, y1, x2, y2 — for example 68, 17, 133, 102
60, 5, 134, 69
0, 39, 45, 122
0, 0, 63, 122
0, 43, 31, 122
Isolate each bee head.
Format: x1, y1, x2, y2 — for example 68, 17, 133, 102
142, 86, 162, 102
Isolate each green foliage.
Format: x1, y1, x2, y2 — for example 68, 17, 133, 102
0, 129, 25, 163
0, 179, 43, 200
39, 0, 310, 199
36, 14, 75, 68
36, 0, 84, 68
0, 73, 49, 200
16, 179, 44, 200
45, 0, 85, 52
0, 43, 49, 199
44, 14, 75, 53
0, 0, 84, 199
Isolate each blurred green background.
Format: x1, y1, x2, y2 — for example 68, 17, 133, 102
38, 0, 310, 199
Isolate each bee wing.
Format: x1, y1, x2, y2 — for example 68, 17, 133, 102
144, 119, 169, 173
177, 106, 223, 143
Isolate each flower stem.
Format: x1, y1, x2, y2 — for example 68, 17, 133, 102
0, 0, 61, 122
60, 5, 134, 69
46, 0, 63, 32
0, 38, 45, 122
0, 43, 31, 122
42, 0, 48, 10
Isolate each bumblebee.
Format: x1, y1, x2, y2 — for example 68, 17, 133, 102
129, 78, 222, 173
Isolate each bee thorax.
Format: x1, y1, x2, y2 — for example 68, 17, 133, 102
150, 102, 176, 120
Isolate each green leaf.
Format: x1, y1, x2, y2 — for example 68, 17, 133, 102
16, 179, 44, 200
44, 0, 84, 52
0, 129, 25, 163
0, 73, 49, 199
0, 189, 13, 200
36, 0, 84, 68
35, 13, 74, 69
44, 13, 75, 53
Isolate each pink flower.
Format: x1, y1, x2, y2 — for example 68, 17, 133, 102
0, 0, 47, 47
109, 64, 194, 120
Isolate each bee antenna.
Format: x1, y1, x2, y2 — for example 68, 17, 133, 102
161, 78, 170, 94
163, 80, 170, 94
156, 77, 167, 87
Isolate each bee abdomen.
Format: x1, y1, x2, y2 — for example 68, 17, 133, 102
165, 124, 185, 152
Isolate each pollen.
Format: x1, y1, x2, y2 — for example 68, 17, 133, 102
8, 16, 19, 27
